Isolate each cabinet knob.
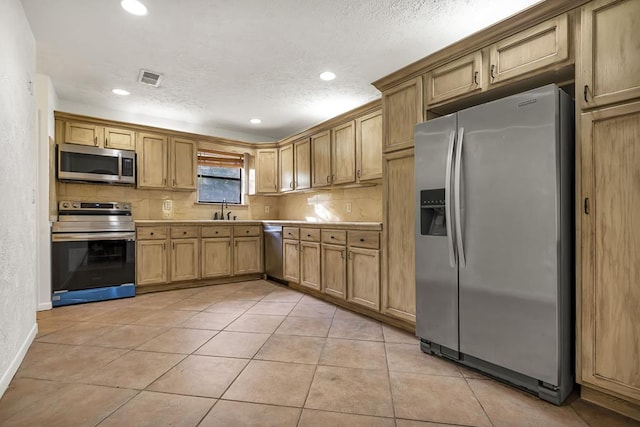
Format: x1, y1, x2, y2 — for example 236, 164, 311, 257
215, 231, 218, 234
360, 238, 365, 242
150, 232, 154, 235
330, 236, 335, 239
183, 231, 187, 235
307, 234, 311, 237
246, 230, 250, 233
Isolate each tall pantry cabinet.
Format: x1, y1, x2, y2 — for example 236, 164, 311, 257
578, 0, 640, 418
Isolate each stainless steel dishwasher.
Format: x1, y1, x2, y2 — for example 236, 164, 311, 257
263, 224, 284, 282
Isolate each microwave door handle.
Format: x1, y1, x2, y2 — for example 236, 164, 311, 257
118, 153, 122, 180
445, 129, 456, 268
454, 127, 466, 267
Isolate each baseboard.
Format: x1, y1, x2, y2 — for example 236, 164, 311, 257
37, 302, 52, 311
0, 322, 38, 398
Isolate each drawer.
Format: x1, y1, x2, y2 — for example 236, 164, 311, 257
201, 226, 231, 238
321, 229, 346, 245
234, 225, 261, 237
300, 228, 320, 242
283, 227, 300, 240
348, 231, 380, 249
170, 226, 198, 239
137, 226, 168, 240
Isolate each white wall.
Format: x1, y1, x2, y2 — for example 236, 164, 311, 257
35, 74, 58, 311
0, 0, 38, 397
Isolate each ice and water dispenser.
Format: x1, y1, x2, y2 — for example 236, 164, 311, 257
420, 188, 447, 236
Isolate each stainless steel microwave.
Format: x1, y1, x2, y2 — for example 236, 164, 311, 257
57, 143, 136, 185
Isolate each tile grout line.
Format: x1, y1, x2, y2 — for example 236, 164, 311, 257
460, 371, 496, 427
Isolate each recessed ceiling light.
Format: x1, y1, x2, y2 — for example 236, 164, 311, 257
112, 88, 130, 96
250, 118, 262, 124
121, 0, 147, 16
320, 71, 336, 81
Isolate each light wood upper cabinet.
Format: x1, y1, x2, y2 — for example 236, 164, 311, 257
136, 239, 168, 286
426, 51, 483, 105
171, 138, 197, 191
279, 144, 294, 192
311, 131, 331, 188
382, 150, 416, 322
201, 237, 232, 278
104, 127, 136, 150
234, 236, 262, 275
331, 121, 356, 185
356, 109, 383, 182
138, 132, 168, 189
256, 148, 278, 193
580, 0, 640, 109
294, 138, 311, 190
488, 13, 569, 85
383, 77, 423, 153
348, 247, 380, 311
170, 238, 199, 282
580, 100, 640, 403
300, 241, 321, 291
322, 243, 347, 299
283, 239, 300, 283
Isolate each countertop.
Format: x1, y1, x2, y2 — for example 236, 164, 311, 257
134, 219, 382, 231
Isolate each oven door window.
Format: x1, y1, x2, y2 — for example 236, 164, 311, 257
52, 239, 135, 292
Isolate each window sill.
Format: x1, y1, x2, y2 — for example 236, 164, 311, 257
195, 202, 249, 209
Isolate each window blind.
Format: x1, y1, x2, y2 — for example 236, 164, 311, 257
197, 149, 244, 168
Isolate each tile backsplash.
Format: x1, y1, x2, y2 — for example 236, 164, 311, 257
56, 183, 381, 222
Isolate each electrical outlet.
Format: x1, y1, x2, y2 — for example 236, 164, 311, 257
265, 205, 271, 213
346, 202, 352, 213
163, 200, 172, 211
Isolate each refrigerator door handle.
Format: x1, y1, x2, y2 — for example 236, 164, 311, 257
454, 127, 466, 267
445, 129, 457, 268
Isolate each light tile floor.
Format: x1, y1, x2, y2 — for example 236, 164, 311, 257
0, 280, 637, 427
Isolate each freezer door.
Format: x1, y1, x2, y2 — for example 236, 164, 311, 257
457, 85, 562, 385
415, 114, 459, 352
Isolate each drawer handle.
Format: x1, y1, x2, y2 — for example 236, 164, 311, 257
584, 85, 589, 103
360, 238, 365, 242
490, 64, 495, 80
307, 234, 311, 237
330, 236, 335, 239
215, 231, 219, 234
473, 71, 479, 85
183, 231, 187, 235
150, 232, 154, 236
246, 230, 250, 233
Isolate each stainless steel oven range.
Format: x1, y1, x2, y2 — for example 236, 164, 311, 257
51, 201, 135, 307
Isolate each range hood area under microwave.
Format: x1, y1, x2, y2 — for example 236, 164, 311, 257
58, 143, 136, 185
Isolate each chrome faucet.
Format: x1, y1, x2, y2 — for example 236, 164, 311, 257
220, 199, 228, 220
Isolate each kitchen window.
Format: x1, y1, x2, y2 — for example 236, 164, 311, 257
197, 150, 244, 204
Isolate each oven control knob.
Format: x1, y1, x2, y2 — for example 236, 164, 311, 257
115, 204, 121, 209
62, 202, 70, 208
72, 203, 80, 208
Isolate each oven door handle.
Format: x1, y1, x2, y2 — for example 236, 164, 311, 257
52, 232, 136, 242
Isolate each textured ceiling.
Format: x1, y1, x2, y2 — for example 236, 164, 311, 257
22, 0, 540, 141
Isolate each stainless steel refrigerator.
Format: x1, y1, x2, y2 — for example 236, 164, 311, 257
414, 84, 573, 404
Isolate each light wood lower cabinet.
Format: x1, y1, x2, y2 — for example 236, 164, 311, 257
234, 236, 262, 275
201, 238, 232, 278
580, 100, 640, 408
321, 243, 347, 299
300, 241, 321, 291
347, 247, 380, 311
136, 240, 168, 286
283, 239, 300, 282
170, 238, 199, 282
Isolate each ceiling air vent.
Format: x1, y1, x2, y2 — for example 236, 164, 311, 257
138, 69, 163, 87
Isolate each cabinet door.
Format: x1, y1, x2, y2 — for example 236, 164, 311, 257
136, 240, 168, 286
201, 238, 232, 278
138, 132, 168, 188
170, 238, 199, 282
382, 150, 416, 322
580, 101, 640, 402
311, 131, 331, 187
383, 77, 423, 153
171, 138, 197, 190
64, 122, 101, 147
321, 244, 346, 299
279, 144, 294, 192
234, 237, 262, 275
580, 0, 640, 108
256, 148, 278, 193
104, 127, 136, 150
283, 239, 300, 283
294, 138, 311, 190
425, 51, 483, 105
331, 121, 356, 185
300, 241, 321, 291
356, 109, 382, 182
488, 14, 569, 85
348, 247, 380, 311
